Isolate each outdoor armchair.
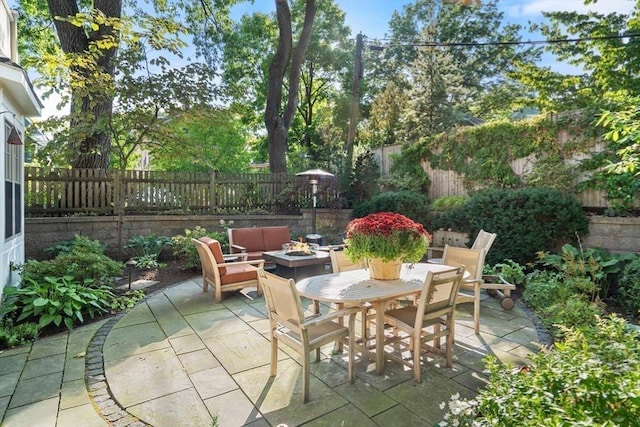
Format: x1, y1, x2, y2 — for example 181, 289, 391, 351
192, 237, 264, 303
257, 268, 358, 403
382, 265, 465, 383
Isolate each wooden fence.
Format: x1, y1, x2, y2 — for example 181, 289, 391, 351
24, 168, 312, 216
372, 145, 640, 210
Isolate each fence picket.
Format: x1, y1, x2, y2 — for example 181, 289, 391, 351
24, 168, 306, 216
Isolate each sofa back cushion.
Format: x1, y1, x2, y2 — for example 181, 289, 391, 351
262, 226, 291, 251
199, 236, 226, 275
230, 227, 265, 252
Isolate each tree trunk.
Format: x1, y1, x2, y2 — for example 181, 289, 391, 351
48, 0, 121, 170
265, 0, 316, 173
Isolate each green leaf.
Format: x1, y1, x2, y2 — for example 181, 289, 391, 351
32, 297, 49, 307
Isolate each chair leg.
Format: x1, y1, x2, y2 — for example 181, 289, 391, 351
202, 277, 207, 293
270, 337, 278, 377
474, 283, 481, 334
445, 321, 454, 368
348, 313, 356, 383
303, 351, 311, 403
413, 331, 422, 383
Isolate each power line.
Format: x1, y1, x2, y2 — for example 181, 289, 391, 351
367, 33, 640, 48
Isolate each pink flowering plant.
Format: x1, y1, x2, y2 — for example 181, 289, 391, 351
344, 212, 431, 263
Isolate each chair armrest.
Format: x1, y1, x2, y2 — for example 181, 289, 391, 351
224, 253, 248, 262
230, 243, 247, 254
302, 307, 359, 329
216, 259, 265, 268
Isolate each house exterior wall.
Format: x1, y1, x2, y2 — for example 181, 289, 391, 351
0, 0, 41, 299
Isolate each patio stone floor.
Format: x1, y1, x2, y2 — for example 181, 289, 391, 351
0, 276, 543, 426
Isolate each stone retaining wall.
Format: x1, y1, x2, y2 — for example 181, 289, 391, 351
25, 209, 353, 260
24, 212, 638, 261
581, 216, 640, 254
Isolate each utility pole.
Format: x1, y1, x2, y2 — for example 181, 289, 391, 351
346, 33, 363, 169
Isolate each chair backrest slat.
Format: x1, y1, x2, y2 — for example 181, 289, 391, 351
442, 245, 486, 281
415, 266, 465, 327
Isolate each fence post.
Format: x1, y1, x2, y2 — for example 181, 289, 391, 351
112, 170, 120, 215
209, 171, 216, 214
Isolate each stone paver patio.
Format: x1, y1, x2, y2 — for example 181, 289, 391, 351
0, 276, 541, 426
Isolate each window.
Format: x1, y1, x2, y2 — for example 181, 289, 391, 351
4, 120, 22, 239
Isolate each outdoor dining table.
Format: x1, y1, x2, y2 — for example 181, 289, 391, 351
295, 262, 463, 375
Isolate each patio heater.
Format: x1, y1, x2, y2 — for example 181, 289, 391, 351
296, 168, 335, 245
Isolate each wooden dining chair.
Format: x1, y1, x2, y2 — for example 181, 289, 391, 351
442, 245, 487, 334
329, 248, 371, 344
257, 268, 358, 403
192, 237, 264, 302
382, 265, 465, 383
471, 229, 497, 253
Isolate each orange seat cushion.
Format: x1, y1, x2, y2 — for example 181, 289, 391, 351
199, 236, 226, 275
220, 264, 258, 285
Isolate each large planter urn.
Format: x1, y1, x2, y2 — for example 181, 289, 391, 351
368, 258, 402, 280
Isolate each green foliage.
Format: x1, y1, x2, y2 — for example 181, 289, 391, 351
537, 244, 623, 300
522, 270, 566, 313
616, 256, 640, 316
484, 259, 526, 287
172, 223, 232, 269
0, 318, 40, 349
344, 213, 430, 264
378, 152, 430, 193
523, 153, 579, 192
126, 234, 172, 270
44, 234, 107, 257
430, 196, 468, 211
434, 188, 588, 265
352, 191, 431, 228
523, 244, 621, 338
342, 151, 381, 208
441, 316, 640, 426
150, 107, 254, 173
1, 276, 115, 330
382, 0, 540, 121
110, 290, 145, 312
518, 5, 640, 112
21, 252, 123, 288
39, 235, 121, 285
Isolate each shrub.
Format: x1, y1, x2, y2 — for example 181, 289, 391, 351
536, 244, 623, 300
44, 234, 106, 257
0, 318, 40, 348
21, 252, 123, 287
173, 223, 232, 269
440, 316, 640, 426
616, 256, 640, 316
352, 190, 431, 227
1, 276, 116, 330
126, 234, 173, 270
522, 270, 565, 312
434, 188, 588, 265
542, 294, 602, 336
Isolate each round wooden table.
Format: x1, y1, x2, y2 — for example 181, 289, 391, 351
296, 263, 463, 374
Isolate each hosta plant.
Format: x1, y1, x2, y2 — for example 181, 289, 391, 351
1, 276, 116, 330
